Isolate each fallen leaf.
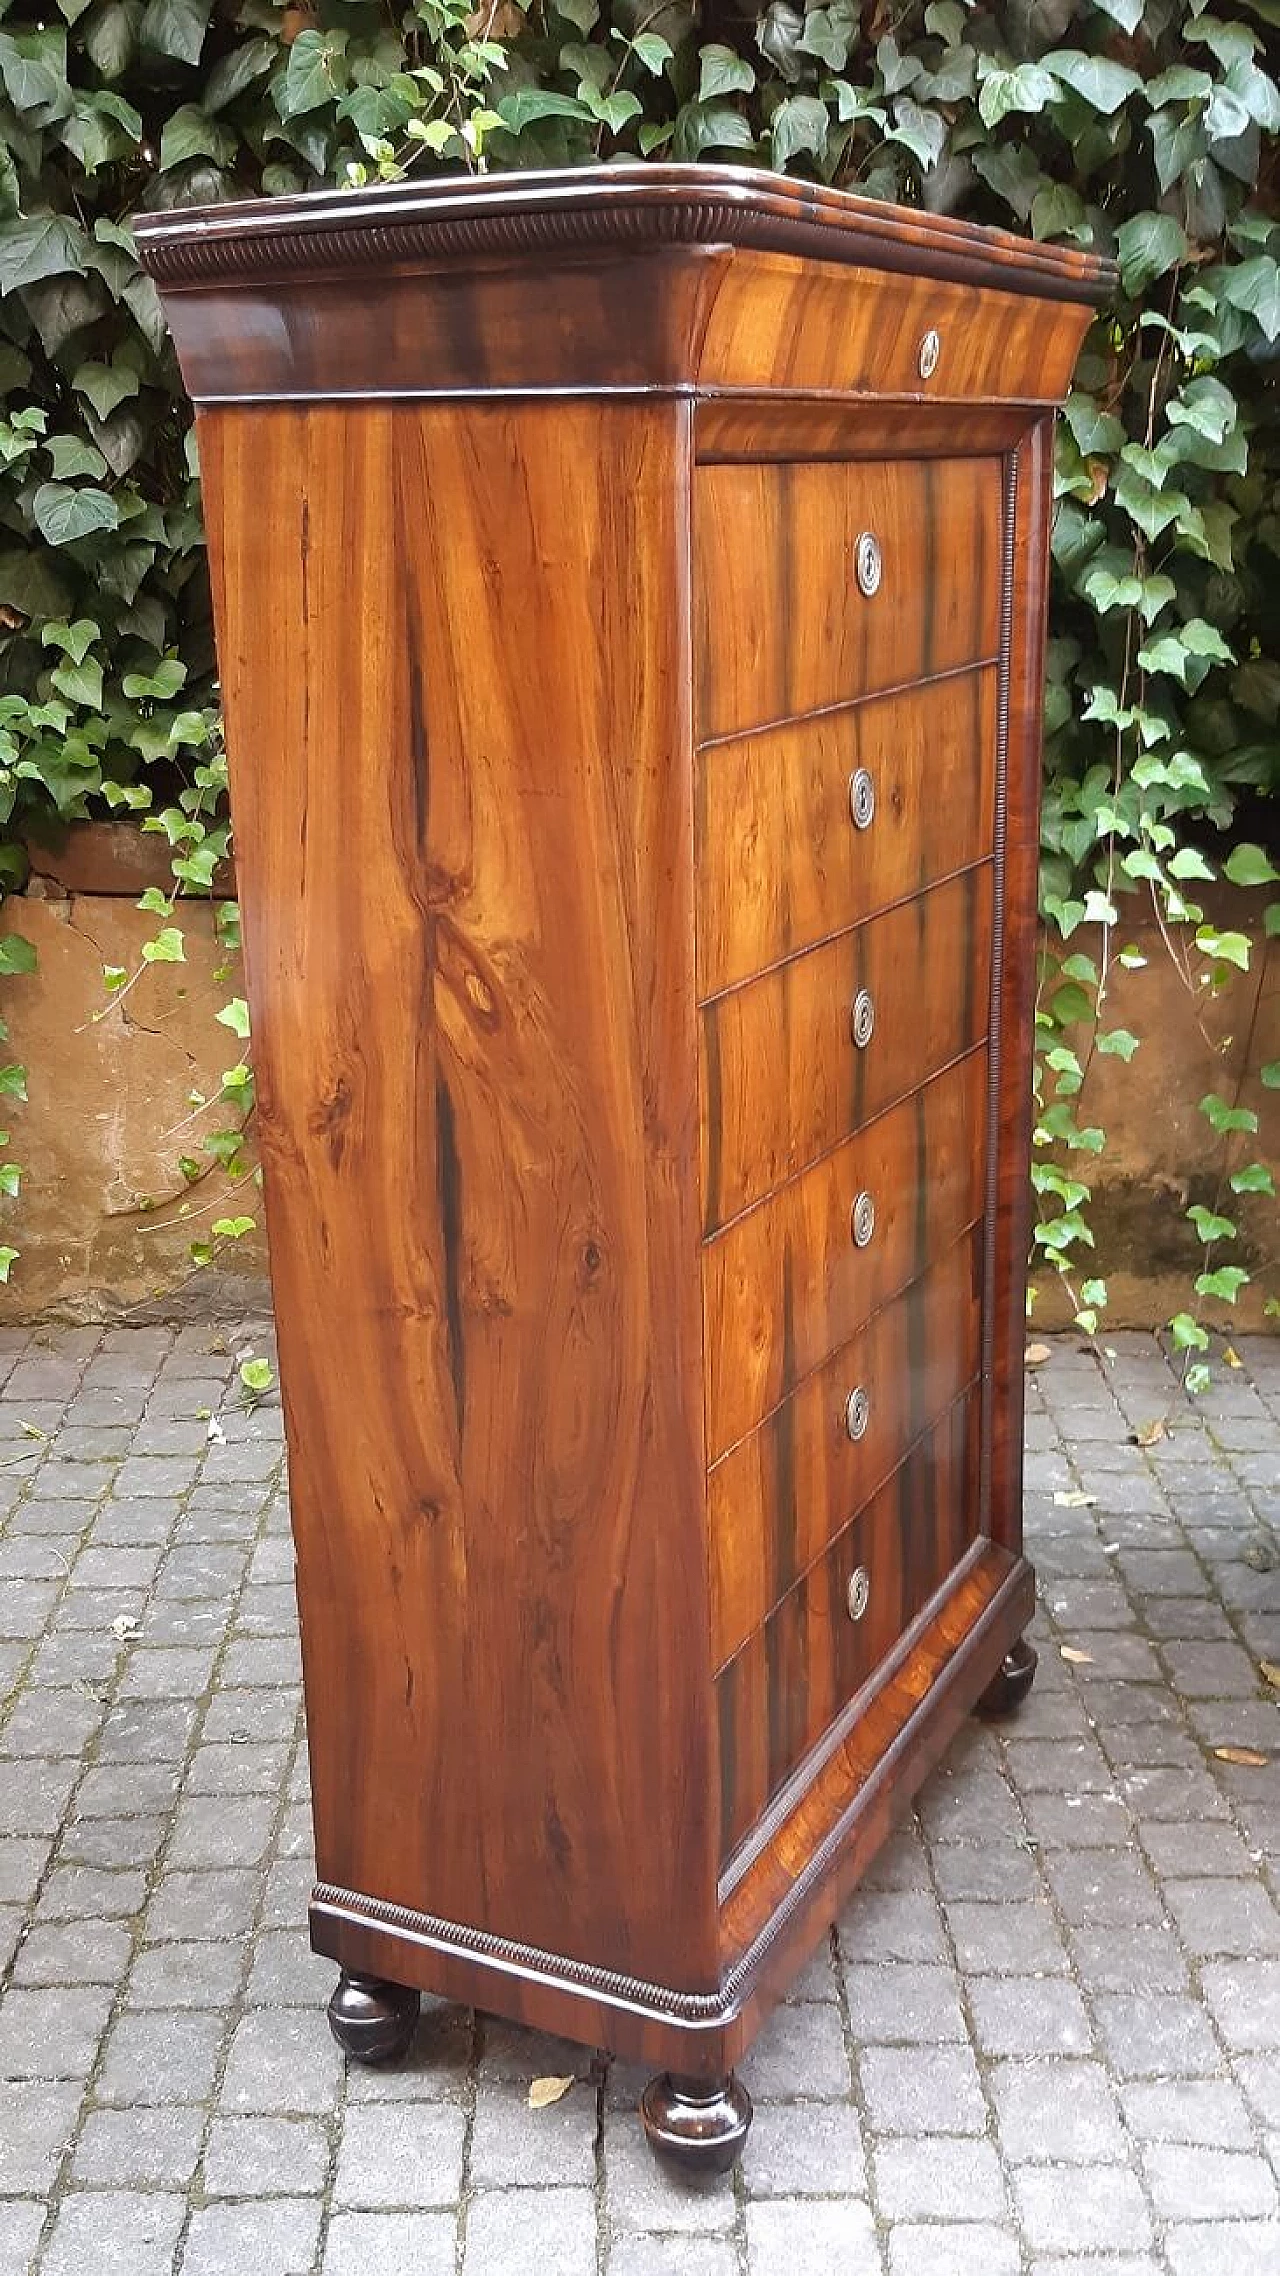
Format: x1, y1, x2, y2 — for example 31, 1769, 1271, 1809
1131, 1418, 1167, 1447
1053, 1490, 1096, 1508
528, 2076, 574, 2110
1024, 1343, 1052, 1368
1060, 1645, 1093, 1664
1223, 1345, 1243, 1369
1213, 1745, 1269, 1768
110, 1614, 141, 1642
1260, 1661, 1280, 1692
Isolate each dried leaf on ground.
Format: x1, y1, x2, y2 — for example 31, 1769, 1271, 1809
1213, 1745, 1269, 1768
1053, 1489, 1096, 1508
1060, 1645, 1094, 1664
1132, 1417, 1167, 1447
1025, 1343, 1052, 1368
1223, 1345, 1243, 1369
528, 2076, 574, 2110
1260, 1661, 1280, 1691
110, 1614, 141, 1641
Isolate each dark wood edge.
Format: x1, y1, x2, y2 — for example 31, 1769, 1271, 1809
132, 163, 1114, 307
695, 399, 1036, 463
308, 1540, 1032, 2075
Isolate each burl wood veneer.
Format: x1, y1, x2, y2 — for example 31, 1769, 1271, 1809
136, 165, 1111, 2172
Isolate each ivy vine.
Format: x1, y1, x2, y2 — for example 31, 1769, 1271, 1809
0, 0, 1277, 1363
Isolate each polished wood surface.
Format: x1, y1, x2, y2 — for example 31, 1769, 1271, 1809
201, 396, 719, 1992
700, 868, 992, 1232
709, 1227, 984, 1666
695, 457, 1002, 740
696, 666, 998, 998
717, 1389, 980, 1858
136, 168, 1108, 2122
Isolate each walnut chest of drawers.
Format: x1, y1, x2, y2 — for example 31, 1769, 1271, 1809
136, 166, 1110, 2169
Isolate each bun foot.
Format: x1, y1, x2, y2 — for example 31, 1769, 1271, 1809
326, 1970, 420, 2065
640, 2072, 753, 2174
978, 1636, 1039, 1718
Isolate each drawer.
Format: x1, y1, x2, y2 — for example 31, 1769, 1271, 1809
695, 457, 1003, 742
709, 1216, 984, 1669
716, 1388, 980, 1864
700, 867, 991, 1235
704, 1062, 987, 1463
696, 667, 997, 999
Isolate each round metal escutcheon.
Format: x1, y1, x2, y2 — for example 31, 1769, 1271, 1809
851, 1190, 876, 1249
846, 1566, 871, 1622
850, 988, 875, 1049
845, 1385, 870, 1442
917, 327, 942, 381
848, 767, 875, 830
854, 530, 882, 598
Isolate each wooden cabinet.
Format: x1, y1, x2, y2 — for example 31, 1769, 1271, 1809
136, 165, 1110, 2172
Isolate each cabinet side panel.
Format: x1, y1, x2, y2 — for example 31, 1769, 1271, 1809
198, 398, 717, 1989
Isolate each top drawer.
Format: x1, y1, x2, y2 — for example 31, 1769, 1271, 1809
695, 457, 1003, 742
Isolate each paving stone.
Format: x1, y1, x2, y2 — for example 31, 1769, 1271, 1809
0, 2200, 44, 2275
73, 2104, 206, 2187
469, 2076, 596, 2189
128, 1939, 245, 2010
742, 2099, 865, 2196
605, 2115, 737, 2235
40, 2192, 186, 2276
967, 1975, 1093, 2058
1235, 2054, 1280, 2129
744, 2197, 881, 2276
11, 1919, 132, 1986
463, 2189, 594, 2276
143, 1868, 260, 1943
180, 2198, 322, 2276
1012, 2164, 1153, 2254
990, 2060, 1124, 2164
0, 1983, 115, 2080
1165, 2222, 1280, 2276
1093, 1993, 1223, 2078
842, 1962, 967, 2045
1067, 1923, 1189, 1995
323, 2211, 456, 2276
1162, 1876, 1280, 1957
0, 1837, 51, 1905
947, 1899, 1070, 1975
873, 2135, 1007, 2221
1200, 1959, 1280, 2050
608, 2240, 739, 2276
739, 1994, 852, 2098
838, 1888, 948, 1964
97, 2010, 226, 2105
1142, 2141, 1277, 2220
857, 2043, 987, 2136
203, 2115, 330, 2197
0, 2079, 82, 2192
887, 2226, 1018, 2276
220, 2009, 343, 2116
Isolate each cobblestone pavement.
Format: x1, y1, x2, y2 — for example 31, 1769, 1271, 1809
0, 1321, 1277, 2276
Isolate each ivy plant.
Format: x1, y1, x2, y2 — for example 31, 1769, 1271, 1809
0, 0, 1277, 1355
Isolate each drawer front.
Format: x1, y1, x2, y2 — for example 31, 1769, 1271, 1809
704, 1062, 986, 1464
717, 1389, 980, 1865
709, 1216, 984, 1669
695, 457, 1003, 742
700, 867, 991, 1234
696, 667, 997, 1000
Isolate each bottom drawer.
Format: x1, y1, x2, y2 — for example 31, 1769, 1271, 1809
716, 1390, 980, 1867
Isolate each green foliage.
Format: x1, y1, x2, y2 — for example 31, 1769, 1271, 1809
0, 0, 1277, 1344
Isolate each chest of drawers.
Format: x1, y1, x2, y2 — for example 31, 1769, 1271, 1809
137, 165, 1110, 2171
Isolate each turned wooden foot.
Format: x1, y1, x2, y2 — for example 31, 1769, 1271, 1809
326, 1970, 420, 2065
640, 2072, 753, 2173
977, 1635, 1038, 1718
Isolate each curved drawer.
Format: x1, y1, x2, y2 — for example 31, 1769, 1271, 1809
699, 867, 991, 1235
695, 456, 1003, 742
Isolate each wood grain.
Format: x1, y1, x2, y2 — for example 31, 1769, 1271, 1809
716, 1389, 981, 1859
695, 456, 1002, 741
696, 666, 998, 999
700, 869, 992, 1233
200, 396, 720, 1992
708, 1222, 984, 1664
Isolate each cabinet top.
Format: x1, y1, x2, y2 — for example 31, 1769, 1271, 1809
133, 161, 1113, 307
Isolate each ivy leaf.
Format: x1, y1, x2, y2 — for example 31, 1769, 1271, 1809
215, 997, 250, 1040
698, 43, 755, 101
279, 27, 349, 117
0, 214, 86, 294
0, 936, 36, 976
975, 57, 1057, 128
41, 618, 99, 665
1042, 50, 1142, 115
672, 100, 757, 158
32, 483, 120, 545
1091, 0, 1144, 28
770, 93, 829, 168
71, 362, 141, 420
629, 32, 672, 77
1115, 212, 1187, 294
1221, 256, 1280, 341
51, 656, 105, 710
139, 0, 211, 66
1196, 1267, 1250, 1303
1096, 1029, 1140, 1060
1114, 466, 1182, 544
160, 103, 237, 171
496, 87, 594, 132
1223, 843, 1278, 887
1230, 1162, 1275, 1195
141, 926, 186, 964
